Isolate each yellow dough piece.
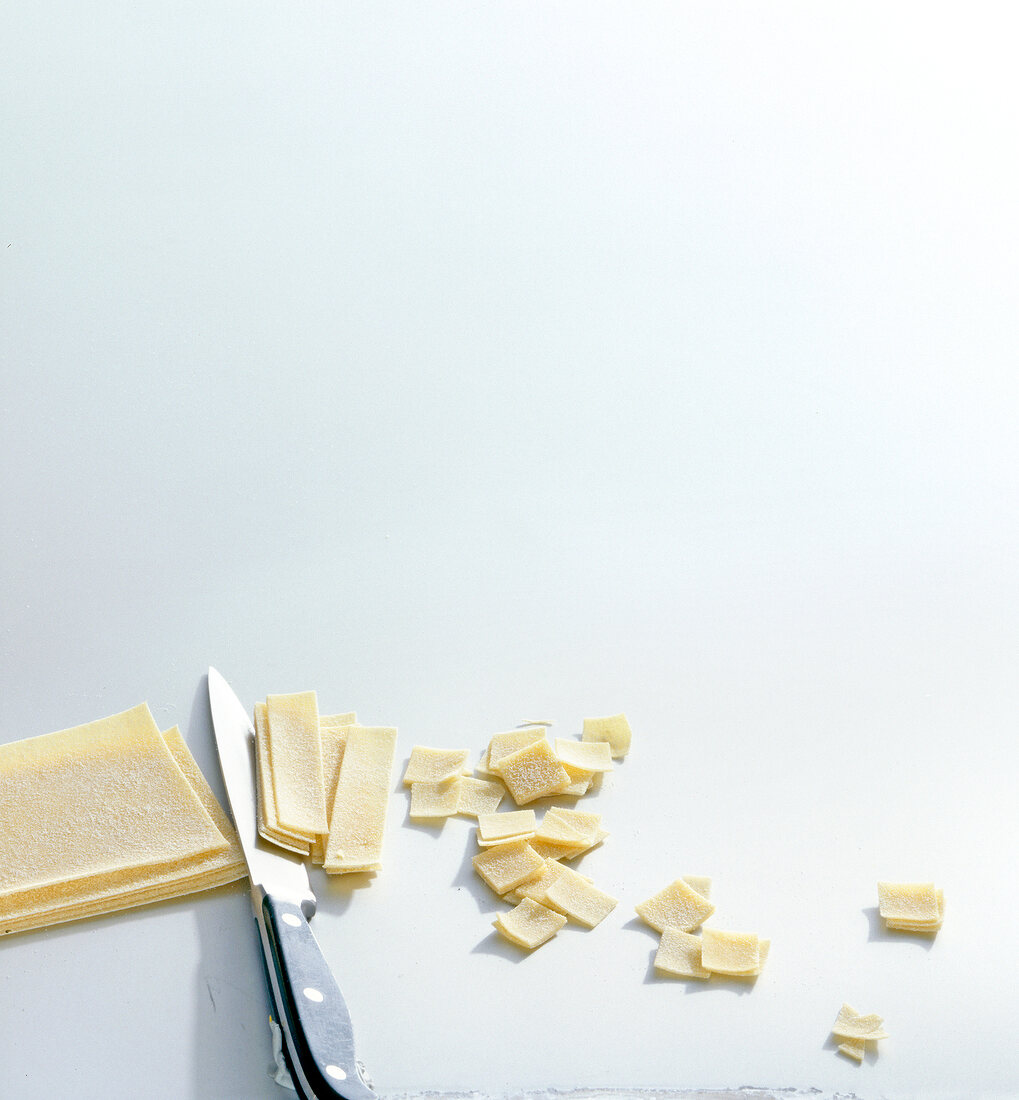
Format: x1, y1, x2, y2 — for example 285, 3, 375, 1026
654, 929, 711, 981
681, 875, 712, 899
554, 739, 614, 773
509, 859, 570, 905
455, 776, 505, 817
266, 692, 328, 838
878, 881, 940, 922
487, 729, 548, 770
323, 726, 397, 874
472, 839, 545, 895
581, 713, 631, 758
477, 810, 536, 844
831, 1003, 889, 1041
541, 864, 617, 927
837, 1037, 867, 1062
494, 897, 567, 949
558, 763, 595, 796
310, 722, 355, 865
494, 739, 572, 805
253, 703, 311, 856
0, 710, 245, 935
699, 929, 762, 975
635, 878, 715, 933
409, 778, 463, 820
879, 882, 944, 930
319, 712, 356, 727
403, 747, 471, 786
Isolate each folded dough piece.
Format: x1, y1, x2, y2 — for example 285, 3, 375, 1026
0, 709, 245, 936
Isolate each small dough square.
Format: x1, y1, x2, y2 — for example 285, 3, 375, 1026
681, 875, 712, 899
541, 807, 602, 845
831, 1003, 889, 1041
541, 865, 618, 927
654, 929, 711, 980
495, 739, 572, 805
403, 747, 470, 786
554, 739, 614, 773
558, 763, 595, 796
699, 928, 761, 975
455, 776, 505, 817
581, 713, 631, 758
488, 729, 548, 769
477, 810, 536, 843
877, 881, 940, 923
837, 1037, 866, 1062
409, 778, 462, 820
635, 878, 715, 933
494, 897, 567, 949
512, 859, 568, 905
472, 839, 545, 895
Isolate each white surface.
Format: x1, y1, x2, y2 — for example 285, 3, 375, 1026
2, 3, 1019, 1098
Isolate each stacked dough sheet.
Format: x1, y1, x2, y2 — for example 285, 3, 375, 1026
0, 704, 245, 936
254, 692, 397, 874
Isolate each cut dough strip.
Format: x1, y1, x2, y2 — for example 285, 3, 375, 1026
323, 726, 397, 874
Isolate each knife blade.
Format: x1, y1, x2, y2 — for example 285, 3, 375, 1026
208, 667, 377, 1100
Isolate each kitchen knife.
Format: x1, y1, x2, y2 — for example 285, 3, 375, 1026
208, 667, 377, 1100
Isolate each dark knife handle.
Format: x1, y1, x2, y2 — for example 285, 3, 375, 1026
260, 894, 377, 1100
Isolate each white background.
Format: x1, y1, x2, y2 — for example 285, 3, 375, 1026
2, 3, 1019, 1098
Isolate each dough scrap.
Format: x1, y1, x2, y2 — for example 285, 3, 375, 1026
581, 713, 631, 758
265, 692, 328, 837
681, 875, 712, 899
830, 1003, 889, 1041
494, 897, 567, 949
837, 1037, 867, 1062
654, 929, 711, 981
323, 726, 397, 874
635, 878, 715, 933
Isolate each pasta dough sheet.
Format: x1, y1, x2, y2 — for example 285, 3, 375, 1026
0, 712, 245, 936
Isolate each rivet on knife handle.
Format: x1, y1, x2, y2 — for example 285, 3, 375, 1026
260, 894, 377, 1100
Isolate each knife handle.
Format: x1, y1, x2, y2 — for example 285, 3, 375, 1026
260, 894, 377, 1100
